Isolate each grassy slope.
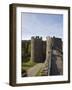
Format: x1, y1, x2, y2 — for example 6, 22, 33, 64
22, 60, 37, 71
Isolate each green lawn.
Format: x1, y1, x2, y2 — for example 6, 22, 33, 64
22, 60, 37, 71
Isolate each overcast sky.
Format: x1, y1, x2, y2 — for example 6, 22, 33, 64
21, 12, 63, 40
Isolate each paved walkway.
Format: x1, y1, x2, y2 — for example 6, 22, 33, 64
27, 63, 43, 76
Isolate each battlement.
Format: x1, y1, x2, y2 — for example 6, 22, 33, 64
22, 35, 63, 76
46, 36, 51, 39
53, 36, 62, 41
31, 36, 42, 40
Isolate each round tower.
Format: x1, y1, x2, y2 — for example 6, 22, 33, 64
31, 36, 35, 62
45, 36, 52, 75
46, 36, 52, 60
31, 36, 43, 62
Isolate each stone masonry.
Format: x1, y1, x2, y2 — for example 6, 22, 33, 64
31, 36, 63, 75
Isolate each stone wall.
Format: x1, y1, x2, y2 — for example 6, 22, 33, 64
50, 37, 63, 75
22, 36, 63, 75
31, 36, 45, 62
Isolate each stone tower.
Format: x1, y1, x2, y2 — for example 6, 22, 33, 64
30, 36, 63, 75
31, 36, 44, 62
45, 36, 53, 75
46, 36, 52, 61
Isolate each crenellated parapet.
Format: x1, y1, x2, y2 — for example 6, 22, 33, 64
31, 36, 42, 40
31, 36, 43, 63
30, 36, 63, 75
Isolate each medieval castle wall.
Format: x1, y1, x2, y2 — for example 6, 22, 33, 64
31, 36, 63, 75
22, 36, 63, 75
50, 37, 63, 75
31, 36, 45, 62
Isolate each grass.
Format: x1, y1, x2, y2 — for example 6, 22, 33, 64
22, 60, 37, 71
22, 59, 48, 76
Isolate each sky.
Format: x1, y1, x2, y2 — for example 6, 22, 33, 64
21, 12, 63, 40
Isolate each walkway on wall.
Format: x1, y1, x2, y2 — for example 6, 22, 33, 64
27, 63, 44, 76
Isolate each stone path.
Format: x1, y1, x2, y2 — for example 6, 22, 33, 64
27, 63, 43, 76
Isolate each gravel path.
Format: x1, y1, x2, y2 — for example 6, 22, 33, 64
27, 63, 43, 77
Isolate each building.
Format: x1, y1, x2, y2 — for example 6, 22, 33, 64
31, 36, 63, 75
